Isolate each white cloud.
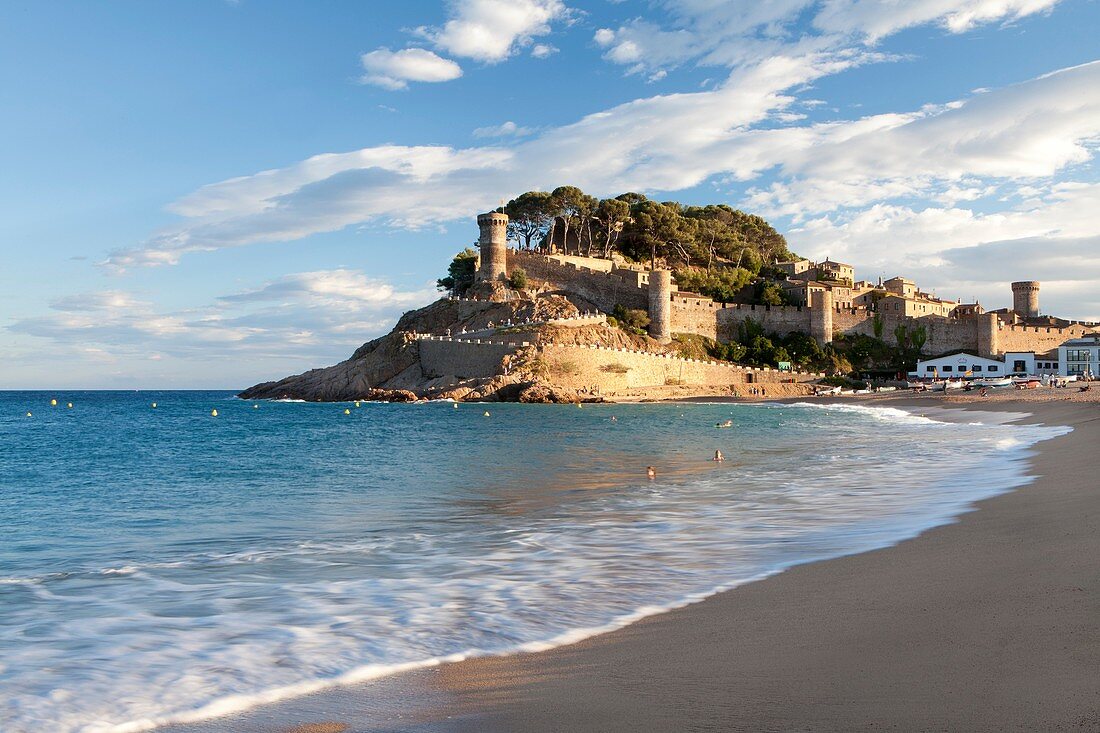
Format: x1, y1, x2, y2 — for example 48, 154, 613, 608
472, 120, 535, 138
360, 48, 462, 90
592, 0, 1063, 75
814, 0, 1062, 41
531, 43, 558, 58
731, 61, 1100, 218
9, 271, 436, 367
419, 0, 569, 63
108, 51, 856, 269
108, 58, 1100, 277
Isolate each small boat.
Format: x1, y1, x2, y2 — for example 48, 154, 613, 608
1014, 376, 1041, 389
931, 379, 966, 392
973, 376, 1013, 388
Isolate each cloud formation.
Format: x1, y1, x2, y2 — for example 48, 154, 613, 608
9, 270, 436, 368
360, 48, 463, 90
102, 1, 1098, 320
472, 120, 535, 138
418, 0, 569, 62
109, 58, 1100, 280
359, 0, 571, 92
594, 0, 1062, 75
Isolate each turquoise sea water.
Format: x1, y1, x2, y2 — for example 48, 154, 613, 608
0, 391, 1066, 732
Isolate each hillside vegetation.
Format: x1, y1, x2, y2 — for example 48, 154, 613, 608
503, 187, 795, 270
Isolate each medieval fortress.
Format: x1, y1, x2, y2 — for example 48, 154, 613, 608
466, 210, 1098, 363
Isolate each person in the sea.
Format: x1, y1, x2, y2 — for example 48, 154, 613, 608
646, 466, 656, 479
716, 420, 733, 428
713, 450, 724, 462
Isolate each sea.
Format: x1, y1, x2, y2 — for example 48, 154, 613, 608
0, 390, 1068, 733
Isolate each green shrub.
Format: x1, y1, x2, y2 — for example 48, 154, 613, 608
508, 267, 528, 290
611, 304, 649, 335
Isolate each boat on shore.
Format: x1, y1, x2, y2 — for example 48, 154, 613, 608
973, 376, 1014, 388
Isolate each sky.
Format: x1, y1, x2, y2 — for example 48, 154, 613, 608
2, 0, 1099, 389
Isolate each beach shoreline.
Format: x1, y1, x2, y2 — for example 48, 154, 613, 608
165, 395, 1099, 733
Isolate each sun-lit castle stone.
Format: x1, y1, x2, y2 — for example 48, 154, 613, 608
476, 211, 509, 283
1011, 281, 1040, 318
647, 269, 672, 344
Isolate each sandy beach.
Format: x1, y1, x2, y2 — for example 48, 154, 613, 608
166, 393, 1100, 733
397, 395, 1099, 733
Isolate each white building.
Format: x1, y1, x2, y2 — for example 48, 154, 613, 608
1003, 350, 1060, 377
912, 352, 1006, 378
1058, 336, 1100, 378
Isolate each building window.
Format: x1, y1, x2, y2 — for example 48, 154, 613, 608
942, 365, 953, 372
988, 365, 999, 372
926, 366, 935, 373
972, 365, 983, 372
1013, 360, 1027, 372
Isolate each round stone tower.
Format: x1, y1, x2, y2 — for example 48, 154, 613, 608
1011, 281, 1039, 318
476, 211, 509, 283
809, 288, 834, 345
647, 270, 672, 344
977, 312, 1001, 358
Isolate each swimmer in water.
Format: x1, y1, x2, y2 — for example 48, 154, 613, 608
716, 419, 733, 428
646, 466, 656, 479
713, 450, 724, 462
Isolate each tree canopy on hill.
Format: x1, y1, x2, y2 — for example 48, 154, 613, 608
503, 186, 794, 270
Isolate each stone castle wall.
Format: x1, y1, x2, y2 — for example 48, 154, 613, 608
417, 335, 820, 392
509, 251, 649, 311
996, 322, 1100, 355
506, 251, 1100, 360
534, 343, 821, 392
419, 338, 518, 379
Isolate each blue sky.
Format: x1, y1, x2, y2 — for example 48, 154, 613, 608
2, 0, 1099, 388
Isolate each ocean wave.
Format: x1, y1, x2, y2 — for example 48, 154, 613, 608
0, 398, 1069, 733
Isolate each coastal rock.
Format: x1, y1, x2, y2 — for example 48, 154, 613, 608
516, 382, 580, 404
239, 293, 596, 402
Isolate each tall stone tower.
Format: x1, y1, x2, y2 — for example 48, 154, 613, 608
810, 289, 833, 345
647, 270, 672, 344
977, 312, 1001, 358
476, 211, 509, 283
1011, 281, 1039, 318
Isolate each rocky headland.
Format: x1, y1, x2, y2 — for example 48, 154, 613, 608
238, 287, 673, 403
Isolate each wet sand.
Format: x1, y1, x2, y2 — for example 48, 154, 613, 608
406, 397, 1100, 732
172, 396, 1100, 733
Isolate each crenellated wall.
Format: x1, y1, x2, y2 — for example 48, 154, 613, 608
996, 321, 1100, 355
419, 338, 518, 379
714, 302, 814, 340
506, 250, 1100, 361
533, 343, 820, 392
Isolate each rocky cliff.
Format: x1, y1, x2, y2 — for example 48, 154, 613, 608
238, 291, 666, 403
